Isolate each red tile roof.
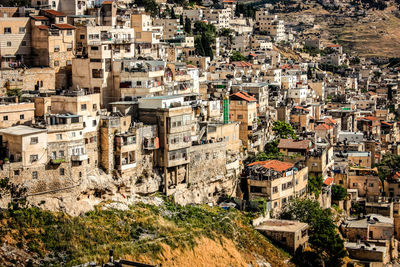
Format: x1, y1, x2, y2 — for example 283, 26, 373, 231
230, 91, 256, 102
42, 9, 66, 17
278, 139, 311, 150
103, 0, 114, 4
186, 64, 197, 69
36, 25, 49, 30
381, 121, 393, 127
54, 24, 76, 30
281, 64, 292, 69
357, 116, 379, 121
248, 160, 294, 172
324, 177, 334, 186
315, 123, 333, 130
231, 61, 252, 67
249, 53, 257, 57
31, 16, 49, 20
324, 117, 337, 124
327, 44, 341, 48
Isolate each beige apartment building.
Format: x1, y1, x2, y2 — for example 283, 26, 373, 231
111, 59, 165, 101
0, 100, 35, 129
229, 91, 258, 149
0, 125, 47, 183
153, 18, 183, 40
31, 10, 76, 88
245, 160, 308, 213
138, 96, 192, 196
0, 16, 31, 69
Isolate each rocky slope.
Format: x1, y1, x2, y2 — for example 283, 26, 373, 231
0, 199, 292, 267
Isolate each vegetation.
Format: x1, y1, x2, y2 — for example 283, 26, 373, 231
272, 120, 297, 139
331, 185, 347, 201
134, 0, 159, 17
376, 154, 400, 182
193, 22, 216, 60
184, 17, 192, 35
307, 174, 324, 198
281, 198, 347, 266
0, 198, 291, 266
230, 51, 248, 62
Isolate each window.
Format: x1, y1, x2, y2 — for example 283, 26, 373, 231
369, 183, 374, 187
30, 154, 38, 162
66, 30, 72, 36
21, 41, 26, 46
30, 137, 38, 144
32, 171, 38, 179
4, 27, 11, 34
72, 132, 76, 137
3, 116, 8, 121
81, 104, 87, 111
66, 44, 72, 51
59, 17, 64, 22
51, 151, 56, 159
54, 45, 60, 52
59, 151, 64, 158
80, 34, 85, 40
56, 134, 62, 140
91, 46, 99, 51
273, 186, 278, 193
237, 114, 243, 119
60, 168, 65, 175
7, 42, 11, 47
14, 170, 19, 176
52, 1, 56, 7
66, 60, 72, 65
353, 183, 357, 187
54, 60, 59, 67
93, 104, 97, 110
20, 114, 24, 120
92, 69, 103, 78
19, 27, 25, 34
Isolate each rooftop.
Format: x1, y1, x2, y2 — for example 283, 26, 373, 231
248, 160, 294, 172
278, 139, 312, 150
0, 126, 46, 136
344, 214, 393, 228
255, 219, 308, 232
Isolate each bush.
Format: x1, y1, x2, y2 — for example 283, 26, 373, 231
331, 185, 347, 201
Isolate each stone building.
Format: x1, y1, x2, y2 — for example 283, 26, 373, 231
255, 219, 308, 253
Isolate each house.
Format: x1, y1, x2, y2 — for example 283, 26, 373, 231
255, 219, 308, 253
243, 160, 308, 213
277, 139, 313, 159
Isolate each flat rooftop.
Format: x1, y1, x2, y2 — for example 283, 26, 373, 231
0, 125, 47, 136
255, 219, 308, 232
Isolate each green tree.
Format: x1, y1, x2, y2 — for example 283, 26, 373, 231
230, 51, 247, 62
135, 0, 159, 17
170, 8, 176, 19
308, 174, 324, 198
331, 185, 347, 201
179, 15, 184, 25
307, 68, 313, 80
281, 198, 347, 266
184, 17, 192, 35
272, 120, 296, 139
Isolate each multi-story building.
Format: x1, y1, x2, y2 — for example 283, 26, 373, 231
229, 91, 258, 149
203, 8, 231, 29
0, 97, 35, 128
0, 8, 31, 69
31, 10, 76, 88
138, 95, 193, 195
153, 18, 183, 40
243, 160, 308, 213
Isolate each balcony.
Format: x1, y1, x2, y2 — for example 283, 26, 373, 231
71, 154, 88, 161
51, 158, 65, 164
118, 162, 137, 171
144, 137, 159, 150
114, 38, 134, 44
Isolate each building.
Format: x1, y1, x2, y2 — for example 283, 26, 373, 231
243, 160, 308, 213
255, 219, 308, 253
229, 91, 257, 149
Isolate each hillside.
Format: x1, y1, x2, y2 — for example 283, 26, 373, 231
275, 0, 400, 57
0, 199, 292, 266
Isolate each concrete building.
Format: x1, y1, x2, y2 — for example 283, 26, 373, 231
255, 219, 308, 253
138, 95, 192, 196
0, 98, 35, 128
243, 160, 308, 213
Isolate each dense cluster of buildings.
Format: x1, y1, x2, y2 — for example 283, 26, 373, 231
1, 0, 400, 264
